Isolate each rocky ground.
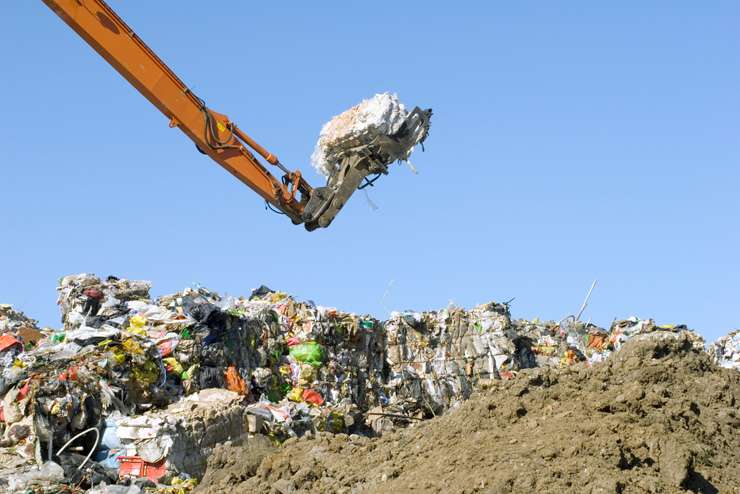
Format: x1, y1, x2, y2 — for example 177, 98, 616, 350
196, 333, 739, 494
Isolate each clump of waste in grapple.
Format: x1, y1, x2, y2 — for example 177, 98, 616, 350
311, 92, 431, 179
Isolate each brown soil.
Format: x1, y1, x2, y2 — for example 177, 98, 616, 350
197, 333, 739, 493
195, 434, 276, 492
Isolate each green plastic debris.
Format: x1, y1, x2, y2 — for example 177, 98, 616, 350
181, 327, 192, 340
360, 320, 374, 330
270, 345, 285, 366
227, 307, 247, 318
182, 364, 199, 381
51, 333, 66, 343
289, 341, 324, 367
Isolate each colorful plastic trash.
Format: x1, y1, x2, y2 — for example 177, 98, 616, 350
289, 341, 324, 367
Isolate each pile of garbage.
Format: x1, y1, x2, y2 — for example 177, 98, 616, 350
0, 274, 736, 492
0, 274, 389, 492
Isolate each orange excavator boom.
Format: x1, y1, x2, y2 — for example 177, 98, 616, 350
41, 0, 310, 224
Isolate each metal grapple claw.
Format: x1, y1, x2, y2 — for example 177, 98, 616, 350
302, 107, 432, 230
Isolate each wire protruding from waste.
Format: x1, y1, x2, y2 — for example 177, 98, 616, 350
576, 279, 598, 322
55, 427, 100, 471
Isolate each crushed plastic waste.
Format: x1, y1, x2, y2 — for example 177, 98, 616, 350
0, 273, 735, 492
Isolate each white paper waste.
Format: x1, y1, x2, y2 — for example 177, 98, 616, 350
710, 330, 740, 370
311, 92, 410, 178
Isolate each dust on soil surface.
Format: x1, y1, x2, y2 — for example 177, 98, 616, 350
198, 334, 739, 493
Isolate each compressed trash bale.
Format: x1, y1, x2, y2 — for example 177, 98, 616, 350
512, 318, 590, 367
709, 329, 740, 370
115, 389, 247, 479
383, 302, 516, 417
311, 92, 419, 178
244, 288, 387, 414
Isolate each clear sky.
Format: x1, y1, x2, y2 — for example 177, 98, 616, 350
1, 2, 738, 341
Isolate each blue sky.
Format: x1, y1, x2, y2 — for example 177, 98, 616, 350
1, 2, 738, 341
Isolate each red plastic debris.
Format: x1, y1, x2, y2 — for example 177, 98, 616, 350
59, 366, 79, 382
156, 338, 176, 357
118, 456, 166, 481
17, 381, 31, 401
83, 287, 104, 300
0, 334, 21, 353
500, 371, 515, 380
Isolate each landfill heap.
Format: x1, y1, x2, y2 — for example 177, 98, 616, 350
208, 332, 740, 494
1, 274, 390, 492
0, 274, 737, 493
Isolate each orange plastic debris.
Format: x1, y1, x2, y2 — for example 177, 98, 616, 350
0, 334, 21, 353
302, 388, 324, 406
224, 365, 248, 395
587, 333, 607, 351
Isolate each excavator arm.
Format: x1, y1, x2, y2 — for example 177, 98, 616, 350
41, 0, 312, 224
40, 0, 431, 230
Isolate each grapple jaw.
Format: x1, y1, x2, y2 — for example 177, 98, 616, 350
302, 107, 432, 231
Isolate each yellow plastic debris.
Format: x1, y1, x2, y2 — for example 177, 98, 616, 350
132, 360, 160, 385
287, 386, 304, 402
163, 357, 183, 376
127, 314, 148, 336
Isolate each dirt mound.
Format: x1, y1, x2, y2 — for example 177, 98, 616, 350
199, 333, 739, 493
195, 435, 276, 493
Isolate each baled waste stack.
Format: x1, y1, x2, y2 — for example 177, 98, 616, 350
375, 304, 707, 431
379, 302, 515, 430
0, 274, 388, 492
0, 273, 734, 493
